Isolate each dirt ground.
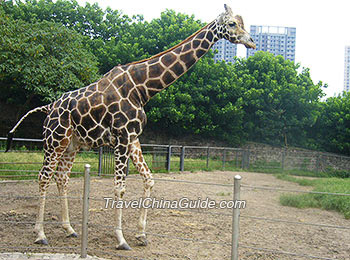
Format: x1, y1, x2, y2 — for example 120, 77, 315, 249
0, 171, 349, 260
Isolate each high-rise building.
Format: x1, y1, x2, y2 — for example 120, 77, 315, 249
211, 39, 237, 63
247, 25, 296, 62
344, 46, 350, 92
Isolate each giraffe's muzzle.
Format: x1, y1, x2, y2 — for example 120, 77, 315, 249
244, 37, 256, 49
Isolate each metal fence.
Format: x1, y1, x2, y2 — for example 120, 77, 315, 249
1, 137, 350, 178
99, 143, 350, 176
1, 136, 350, 259
100, 145, 249, 176
0, 165, 349, 259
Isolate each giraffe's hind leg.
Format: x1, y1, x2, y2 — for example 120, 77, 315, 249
35, 118, 73, 245
129, 139, 154, 246
55, 146, 79, 238
34, 153, 60, 245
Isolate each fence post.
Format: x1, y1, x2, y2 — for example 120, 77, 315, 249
206, 147, 210, 169
81, 164, 91, 258
126, 158, 130, 176
242, 150, 246, 170
242, 149, 250, 170
316, 152, 321, 173
98, 147, 103, 176
281, 149, 285, 171
166, 145, 172, 172
231, 175, 241, 260
235, 150, 238, 168
246, 150, 250, 169
222, 149, 226, 169
180, 146, 185, 172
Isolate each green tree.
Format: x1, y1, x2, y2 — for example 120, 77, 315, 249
314, 93, 350, 155
2, 0, 139, 72
0, 9, 99, 108
2, 0, 107, 38
234, 52, 325, 147
2, 1, 204, 73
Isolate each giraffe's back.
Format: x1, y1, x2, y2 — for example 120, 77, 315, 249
43, 66, 146, 150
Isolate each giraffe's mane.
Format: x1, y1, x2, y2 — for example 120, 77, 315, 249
126, 22, 211, 66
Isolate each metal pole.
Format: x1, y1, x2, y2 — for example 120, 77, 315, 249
98, 147, 103, 176
282, 149, 287, 170
166, 145, 172, 172
246, 149, 250, 169
206, 147, 210, 169
106, 147, 110, 175
316, 153, 321, 173
235, 151, 238, 168
126, 158, 130, 176
231, 175, 241, 260
110, 147, 113, 175
81, 164, 91, 258
180, 146, 185, 172
223, 149, 226, 169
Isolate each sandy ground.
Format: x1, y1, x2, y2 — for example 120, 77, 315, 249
0, 171, 349, 260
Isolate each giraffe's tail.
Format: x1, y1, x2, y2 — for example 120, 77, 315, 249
5, 104, 52, 152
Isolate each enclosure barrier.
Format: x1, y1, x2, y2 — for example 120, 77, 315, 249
1, 137, 350, 177
1, 137, 350, 259
0, 165, 243, 259
1, 166, 350, 259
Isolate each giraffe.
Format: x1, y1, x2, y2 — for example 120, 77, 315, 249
5, 4, 255, 250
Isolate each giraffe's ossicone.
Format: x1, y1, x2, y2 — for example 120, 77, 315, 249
6, 4, 255, 250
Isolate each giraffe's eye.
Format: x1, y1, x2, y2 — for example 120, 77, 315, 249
229, 22, 237, 27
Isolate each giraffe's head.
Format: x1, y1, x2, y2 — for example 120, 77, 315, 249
216, 4, 256, 49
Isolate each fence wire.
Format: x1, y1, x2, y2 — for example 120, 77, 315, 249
240, 214, 350, 230
242, 184, 350, 196
1, 141, 350, 260
0, 183, 347, 260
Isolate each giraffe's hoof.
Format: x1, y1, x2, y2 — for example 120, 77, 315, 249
116, 242, 132, 250
135, 235, 148, 246
34, 238, 48, 245
67, 232, 78, 238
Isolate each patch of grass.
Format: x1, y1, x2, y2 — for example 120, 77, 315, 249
216, 192, 232, 196
280, 193, 321, 208
282, 169, 329, 178
275, 174, 316, 186
0, 151, 99, 179
278, 174, 350, 219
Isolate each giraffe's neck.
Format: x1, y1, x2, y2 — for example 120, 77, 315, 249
124, 20, 220, 105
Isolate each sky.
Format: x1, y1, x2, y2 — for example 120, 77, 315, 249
77, 0, 350, 97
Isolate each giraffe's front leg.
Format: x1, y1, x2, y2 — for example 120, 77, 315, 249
114, 143, 131, 250
129, 139, 154, 246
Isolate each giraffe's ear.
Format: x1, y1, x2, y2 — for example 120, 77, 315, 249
224, 4, 234, 15
234, 15, 245, 28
